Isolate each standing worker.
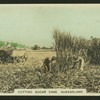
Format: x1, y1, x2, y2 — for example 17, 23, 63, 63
5, 42, 11, 49
72, 55, 84, 71
43, 57, 50, 73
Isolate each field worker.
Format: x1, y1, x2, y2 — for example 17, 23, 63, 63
50, 56, 57, 73
43, 57, 50, 73
6, 42, 11, 48
5, 42, 11, 51
72, 55, 84, 71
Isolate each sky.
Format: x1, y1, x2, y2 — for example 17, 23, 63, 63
0, 4, 100, 47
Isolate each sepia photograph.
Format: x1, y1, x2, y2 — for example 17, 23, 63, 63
0, 4, 99, 96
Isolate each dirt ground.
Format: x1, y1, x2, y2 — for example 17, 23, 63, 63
0, 50, 56, 93
0, 50, 99, 93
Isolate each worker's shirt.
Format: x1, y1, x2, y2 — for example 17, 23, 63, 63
43, 58, 50, 66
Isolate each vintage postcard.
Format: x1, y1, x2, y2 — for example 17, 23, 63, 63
0, 4, 99, 96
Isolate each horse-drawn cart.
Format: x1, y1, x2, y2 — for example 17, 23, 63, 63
0, 48, 28, 64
